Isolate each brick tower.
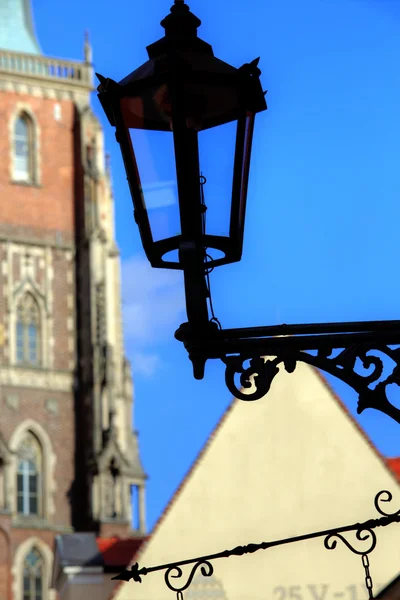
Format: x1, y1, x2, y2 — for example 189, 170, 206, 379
0, 1, 146, 599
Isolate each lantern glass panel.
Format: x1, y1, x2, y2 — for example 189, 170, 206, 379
129, 128, 181, 242
197, 120, 237, 239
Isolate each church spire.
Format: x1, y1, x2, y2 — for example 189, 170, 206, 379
0, 0, 41, 54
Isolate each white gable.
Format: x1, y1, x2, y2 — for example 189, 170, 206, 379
116, 364, 400, 600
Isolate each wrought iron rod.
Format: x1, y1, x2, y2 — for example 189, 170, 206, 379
220, 319, 400, 341
188, 329, 400, 358
113, 490, 400, 590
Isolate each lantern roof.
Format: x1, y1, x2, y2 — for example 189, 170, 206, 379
96, 0, 267, 130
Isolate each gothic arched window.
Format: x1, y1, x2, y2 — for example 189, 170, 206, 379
17, 433, 42, 516
23, 548, 44, 600
13, 114, 34, 182
16, 294, 40, 366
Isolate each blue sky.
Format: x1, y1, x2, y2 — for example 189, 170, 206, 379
33, 0, 400, 530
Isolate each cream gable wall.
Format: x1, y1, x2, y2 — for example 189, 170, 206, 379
115, 364, 400, 600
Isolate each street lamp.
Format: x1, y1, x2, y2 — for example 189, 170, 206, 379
96, 0, 266, 342
97, 1, 400, 426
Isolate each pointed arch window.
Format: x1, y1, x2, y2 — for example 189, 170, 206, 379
13, 114, 34, 183
23, 548, 44, 600
16, 294, 41, 366
17, 433, 42, 516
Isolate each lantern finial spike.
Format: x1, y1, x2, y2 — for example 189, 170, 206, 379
95, 73, 107, 85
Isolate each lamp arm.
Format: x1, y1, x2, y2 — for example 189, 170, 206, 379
175, 318, 400, 424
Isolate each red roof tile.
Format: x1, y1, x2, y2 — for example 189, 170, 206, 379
386, 457, 400, 481
96, 537, 146, 568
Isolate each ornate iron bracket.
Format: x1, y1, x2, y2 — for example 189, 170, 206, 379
175, 319, 400, 424
113, 490, 400, 599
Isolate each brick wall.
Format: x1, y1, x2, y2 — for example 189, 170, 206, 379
0, 92, 75, 239
0, 86, 80, 598
0, 387, 75, 527
0, 525, 11, 600
0, 244, 6, 366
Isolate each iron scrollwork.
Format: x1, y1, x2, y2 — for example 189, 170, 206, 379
324, 528, 377, 556
321, 491, 400, 600
374, 489, 400, 517
176, 318, 400, 425
113, 490, 400, 599
323, 491, 400, 557
223, 342, 400, 423
165, 561, 214, 593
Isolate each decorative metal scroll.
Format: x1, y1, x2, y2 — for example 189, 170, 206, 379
113, 490, 400, 600
176, 319, 400, 424
223, 343, 400, 417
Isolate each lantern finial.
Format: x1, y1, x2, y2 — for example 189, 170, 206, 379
161, 0, 201, 37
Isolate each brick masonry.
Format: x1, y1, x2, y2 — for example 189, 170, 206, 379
0, 93, 75, 239
0, 387, 75, 526
0, 85, 79, 599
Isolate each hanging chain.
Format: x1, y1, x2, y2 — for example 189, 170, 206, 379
199, 174, 207, 238
200, 174, 222, 330
362, 554, 374, 599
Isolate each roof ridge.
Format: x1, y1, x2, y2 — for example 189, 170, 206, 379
313, 369, 400, 485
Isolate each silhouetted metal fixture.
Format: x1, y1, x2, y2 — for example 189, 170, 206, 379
97, 0, 400, 426
96, 0, 266, 332
113, 490, 399, 600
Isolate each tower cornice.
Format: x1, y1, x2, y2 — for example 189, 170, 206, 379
0, 48, 94, 100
